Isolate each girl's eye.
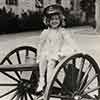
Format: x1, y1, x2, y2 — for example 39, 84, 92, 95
56, 18, 59, 20
52, 18, 59, 20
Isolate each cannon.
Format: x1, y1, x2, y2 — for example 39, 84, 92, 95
0, 46, 100, 100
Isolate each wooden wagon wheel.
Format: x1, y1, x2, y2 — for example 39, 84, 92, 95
45, 53, 100, 100
0, 46, 39, 100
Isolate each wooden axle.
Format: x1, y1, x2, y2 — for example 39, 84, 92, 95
0, 63, 39, 71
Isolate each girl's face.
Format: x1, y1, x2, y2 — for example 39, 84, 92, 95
49, 14, 61, 29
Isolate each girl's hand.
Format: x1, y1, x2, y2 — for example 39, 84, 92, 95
48, 59, 58, 68
58, 55, 66, 61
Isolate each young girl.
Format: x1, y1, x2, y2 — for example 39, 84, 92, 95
36, 4, 79, 94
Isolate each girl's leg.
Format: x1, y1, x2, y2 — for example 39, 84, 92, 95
47, 60, 56, 84
37, 57, 47, 92
37, 60, 56, 100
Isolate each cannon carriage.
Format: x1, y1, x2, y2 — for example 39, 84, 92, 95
0, 46, 100, 100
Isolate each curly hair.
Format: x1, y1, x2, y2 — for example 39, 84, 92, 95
43, 4, 66, 27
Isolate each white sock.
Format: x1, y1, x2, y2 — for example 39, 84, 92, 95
37, 78, 45, 91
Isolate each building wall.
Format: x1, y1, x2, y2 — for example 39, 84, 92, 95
95, 0, 100, 32
0, 0, 81, 15
44, 0, 56, 7
0, 0, 36, 15
0, 0, 6, 8
61, 0, 71, 9
18, 0, 36, 15
43, 0, 72, 8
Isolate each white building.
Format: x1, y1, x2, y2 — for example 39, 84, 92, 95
0, 0, 36, 15
95, 0, 100, 32
0, 0, 73, 15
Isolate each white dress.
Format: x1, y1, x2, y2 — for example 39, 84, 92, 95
36, 28, 79, 91
37, 28, 79, 62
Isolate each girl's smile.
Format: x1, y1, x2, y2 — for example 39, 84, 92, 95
49, 14, 61, 29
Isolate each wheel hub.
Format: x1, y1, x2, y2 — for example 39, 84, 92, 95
17, 79, 33, 94
73, 91, 82, 100
74, 95, 81, 100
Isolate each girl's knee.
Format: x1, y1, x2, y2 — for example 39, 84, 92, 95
48, 60, 56, 68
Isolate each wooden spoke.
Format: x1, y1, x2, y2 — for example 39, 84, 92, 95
6, 58, 12, 64
15, 94, 20, 100
72, 58, 76, 68
6, 58, 21, 80
21, 95, 24, 100
0, 83, 17, 86
55, 78, 72, 95
72, 58, 76, 89
79, 64, 92, 90
0, 87, 17, 98
71, 63, 75, 91
80, 74, 98, 94
10, 92, 18, 100
8, 59, 21, 80
55, 79, 63, 88
16, 51, 21, 64
6, 58, 13, 64
63, 65, 68, 74
28, 93, 34, 100
24, 93, 28, 100
82, 86, 100, 96
50, 94, 73, 99
77, 57, 85, 88
1, 72, 19, 82
15, 71, 21, 80
26, 49, 29, 57
55, 78, 66, 93
81, 94, 95, 99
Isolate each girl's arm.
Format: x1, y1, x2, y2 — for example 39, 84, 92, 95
37, 30, 48, 62
65, 33, 79, 52
58, 30, 81, 58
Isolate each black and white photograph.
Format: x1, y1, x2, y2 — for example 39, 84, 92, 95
0, 0, 100, 100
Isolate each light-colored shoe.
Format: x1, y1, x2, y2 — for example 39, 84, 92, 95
37, 78, 45, 92
37, 83, 44, 92
37, 94, 44, 100
35, 90, 44, 100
